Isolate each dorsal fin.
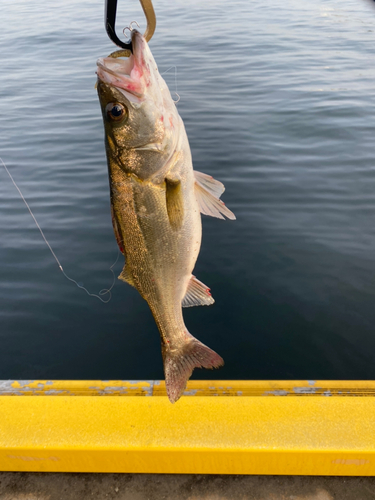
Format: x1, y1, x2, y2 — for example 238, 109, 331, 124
119, 263, 136, 288
194, 171, 236, 220
182, 275, 215, 307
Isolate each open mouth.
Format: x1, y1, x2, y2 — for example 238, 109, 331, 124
96, 31, 149, 101
96, 32, 143, 99
96, 54, 141, 93
96, 54, 144, 101
97, 55, 135, 80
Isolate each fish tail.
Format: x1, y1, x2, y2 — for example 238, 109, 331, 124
162, 333, 224, 403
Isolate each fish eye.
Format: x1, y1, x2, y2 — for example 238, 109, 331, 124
105, 102, 127, 122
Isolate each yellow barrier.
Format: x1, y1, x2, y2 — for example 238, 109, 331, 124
0, 380, 374, 475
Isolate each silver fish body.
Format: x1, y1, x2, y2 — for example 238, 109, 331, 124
97, 31, 235, 402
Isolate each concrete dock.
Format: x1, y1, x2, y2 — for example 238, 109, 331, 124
2, 381, 375, 497
1, 473, 375, 499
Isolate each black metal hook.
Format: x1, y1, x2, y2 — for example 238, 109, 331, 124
105, 0, 132, 51
105, 0, 156, 51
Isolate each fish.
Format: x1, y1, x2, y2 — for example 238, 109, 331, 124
96, 30, 235, 403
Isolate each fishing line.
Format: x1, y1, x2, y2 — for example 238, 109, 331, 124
0, 156, 118, 304
161, 66, 180, 103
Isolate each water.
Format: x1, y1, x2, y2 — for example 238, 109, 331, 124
1, 0, 375, 381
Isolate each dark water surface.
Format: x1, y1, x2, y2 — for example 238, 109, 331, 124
1, 0, 375, 381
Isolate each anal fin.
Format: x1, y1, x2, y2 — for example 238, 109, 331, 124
182, 275, 215, 307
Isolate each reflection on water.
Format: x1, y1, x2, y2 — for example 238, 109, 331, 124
1, 0, 375, 380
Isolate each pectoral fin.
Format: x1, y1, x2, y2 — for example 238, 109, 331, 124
165, 176, 184, 231
182, 275, 215, 307
194, 170, 236, 220
110, 203, 125, 254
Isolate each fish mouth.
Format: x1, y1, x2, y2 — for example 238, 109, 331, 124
96, 30, 147, 101
97, 54, 135, 81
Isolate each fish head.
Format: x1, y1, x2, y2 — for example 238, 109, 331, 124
96, 30, 178, 177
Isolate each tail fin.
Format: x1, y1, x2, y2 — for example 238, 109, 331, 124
162, 334, 224, 403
